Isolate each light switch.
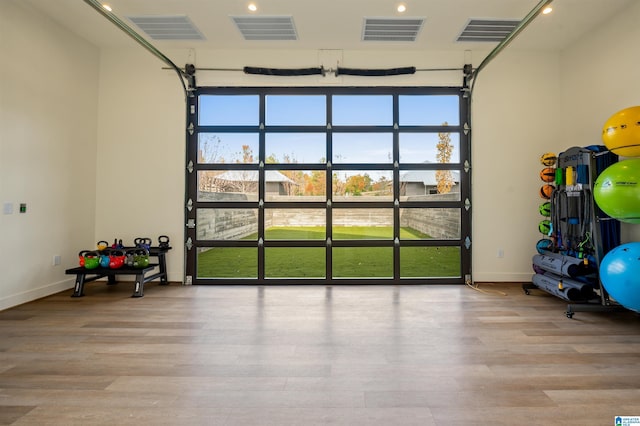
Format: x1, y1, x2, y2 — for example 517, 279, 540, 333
3, 203, 12, 215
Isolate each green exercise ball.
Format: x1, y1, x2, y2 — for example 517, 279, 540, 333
594, 159, 640, 223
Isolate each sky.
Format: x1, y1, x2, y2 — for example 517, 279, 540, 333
198, 93, 460, 172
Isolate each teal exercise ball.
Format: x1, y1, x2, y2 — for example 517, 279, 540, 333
600, 242, 640, 313
593, 159, 640, 223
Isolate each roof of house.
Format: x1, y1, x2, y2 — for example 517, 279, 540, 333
400, 170, 460, 185
214, 170, 295, 184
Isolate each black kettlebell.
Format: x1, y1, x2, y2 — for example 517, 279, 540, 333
158, 235, 170, 249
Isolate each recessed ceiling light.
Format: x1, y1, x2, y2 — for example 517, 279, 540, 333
397, 4, 407, 13
542, 6, 553, 14
102, 4, 112, 12
248, 3, 257, 12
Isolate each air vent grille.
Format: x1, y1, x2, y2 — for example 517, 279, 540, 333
231, 16, 297, 40
362, 18, 424, 42
457, 18, 520, 42
127, 15, 205, 41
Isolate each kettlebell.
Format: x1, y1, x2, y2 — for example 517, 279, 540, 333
133, 248, 149, 268
99, 249, 111, 268
97, 240, 109, 251
83, 251, 100, 270
158, 235, 170, 249
134, 237, 152, 251
109, 249, 126, 269
125, 249, 137, 267
78, 250, 89, 267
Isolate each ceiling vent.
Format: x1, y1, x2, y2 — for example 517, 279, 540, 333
457, 18, 520, 42
231, 16, 298, 41
362, 18, 424, 42
127, 15, 205, 41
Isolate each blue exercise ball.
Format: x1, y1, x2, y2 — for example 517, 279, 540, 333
600, 242, 640, 313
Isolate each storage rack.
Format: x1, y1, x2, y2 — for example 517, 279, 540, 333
524, 146, 622, 318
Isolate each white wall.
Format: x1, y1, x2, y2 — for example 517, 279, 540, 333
560, 1, 640, 243
94, 48, 185, 281
471, 50, 562, 282
0, 1, 100, 309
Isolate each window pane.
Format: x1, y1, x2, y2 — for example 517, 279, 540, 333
400, 246, 460, 278
333, 209, 393, 239
265, 170, 326, 201
333, 247, 393, 278
198, 170, 259, 201
266, 95, 326, 126
399, 95, 460, 126
196, 208, 258, 241
266, 133, 326, 164
198, 133, 259, 164
265, 248, 325, 278
399, 132, 460, 164
333, 133, 393, 164
198, 247, 257, 278
333, 171, 393, 201
199, 95, 259, 126
400, 208, 461, 240
399, 170, 461, 200
265, 209, 326, 240
332, 95, 392, 126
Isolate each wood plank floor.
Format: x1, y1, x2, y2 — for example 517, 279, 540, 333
1, 281, 640, 425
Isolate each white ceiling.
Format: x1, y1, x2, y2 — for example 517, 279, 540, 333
25, 0, 634, 53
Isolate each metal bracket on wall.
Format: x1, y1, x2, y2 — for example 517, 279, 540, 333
188, 122, 194, 135
187, 161, 194, 173
464, 236, 472, 250
186, 198, 193, 211
186, 237, 193, 250
465, 198, 471, 211
186, 219, 196, 229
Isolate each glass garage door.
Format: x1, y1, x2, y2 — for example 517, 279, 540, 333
185, 87, 471, 284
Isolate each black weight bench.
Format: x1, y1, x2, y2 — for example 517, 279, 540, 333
66, 264, 163, 298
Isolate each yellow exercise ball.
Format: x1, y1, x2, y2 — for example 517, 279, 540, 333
602, 106, 640, 157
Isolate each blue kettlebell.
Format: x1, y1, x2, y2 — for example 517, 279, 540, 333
99, 249, 111, 268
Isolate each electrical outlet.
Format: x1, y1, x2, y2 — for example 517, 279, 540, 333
52, 255, 61, 266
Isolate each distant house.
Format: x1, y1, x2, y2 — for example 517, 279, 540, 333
211, 170, 295, 195
400, 169, 460, 196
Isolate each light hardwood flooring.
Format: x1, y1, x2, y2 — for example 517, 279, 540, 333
1, 281, 640, 425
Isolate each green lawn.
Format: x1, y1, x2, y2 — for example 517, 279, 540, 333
243, 226, 431, 240
197, 226, 460, 279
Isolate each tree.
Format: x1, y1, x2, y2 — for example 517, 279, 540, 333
198, 135, 224, 192
304, 170, 326, 196
344, 174, 372, 196
236, 145, 254, 164
198, 134, 225, 163
436, 122, 454, 194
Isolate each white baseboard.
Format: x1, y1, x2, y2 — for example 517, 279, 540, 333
0, 279, 75, 311
471, 272, 532, 283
